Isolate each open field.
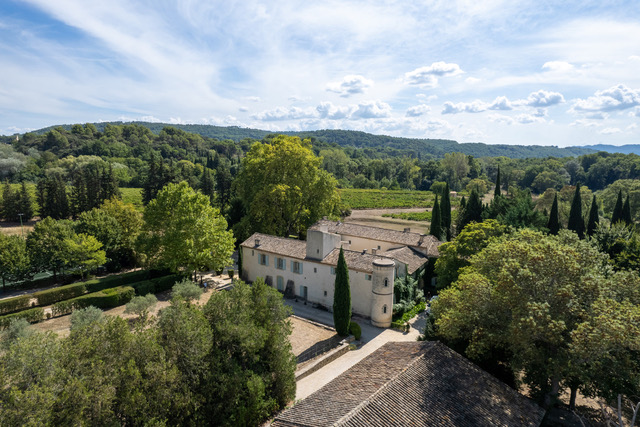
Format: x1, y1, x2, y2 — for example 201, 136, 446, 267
0, 220, 35, 237
120, 187, 143, 210
344, 208, 432, 234
339, 188, 435, 209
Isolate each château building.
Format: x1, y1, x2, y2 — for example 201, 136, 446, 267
240, 219, 440, 327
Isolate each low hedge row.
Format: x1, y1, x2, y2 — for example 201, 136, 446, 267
131, 274, 186, 296
0, 307, 46, 330
52, 286, 135, 317
0, 269, 169, 317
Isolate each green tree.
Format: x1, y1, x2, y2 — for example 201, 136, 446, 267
203, 279, 296, 424
433, 220, 508, 289
440, 152, 469, 191
124, 294, 158, 322
62, 233, 107, 278
586, 195, 599, 237
494, 166, 501, 198
333, 247, 351, 336
200, 167, 215, 205
547, 193, 560, 235
1, 180, 19, 222
431, 230, 635, 408
611, 190, 624, 225
237, 246, 244, 280
0, 233, 30, 289
429, 195, 443, 240
70, 306, 105, 331
568, 183, 585, 239
171, 278, 203, 303
137, 181, 234, 279
26, 217, 74, 279
622, 194, 632, 226
457, 188, 483, 232
234, 135, 339, 239
441, 182, 452, 241
18, 182, 33, 222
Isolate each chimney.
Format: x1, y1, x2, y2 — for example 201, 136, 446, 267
404, 227, 411, 233
255, 238, 260, 246
371, 248, 377, 255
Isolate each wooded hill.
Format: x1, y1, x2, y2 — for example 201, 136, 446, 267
23, 122, 595, 159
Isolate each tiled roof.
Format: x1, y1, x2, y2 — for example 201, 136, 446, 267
381, 246, 428, 275
320, 248, 394, 273
273, 341, 545, 427
310, 220, 440, 257
240, 233, 307, 260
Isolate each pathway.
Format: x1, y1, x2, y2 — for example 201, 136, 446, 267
284, 299, 426, 401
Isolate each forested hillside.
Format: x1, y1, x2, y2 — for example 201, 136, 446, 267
16, 121, 596, 159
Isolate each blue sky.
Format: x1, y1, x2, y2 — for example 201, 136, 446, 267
1, 0, 639, 147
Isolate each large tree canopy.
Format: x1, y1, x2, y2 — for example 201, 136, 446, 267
431, 229, 640, 408
234, 135, 339, 239
137, 181, 234, 276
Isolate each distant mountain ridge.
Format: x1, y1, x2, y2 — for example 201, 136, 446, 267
576, 144, 640, 155
31, 121, 597, 159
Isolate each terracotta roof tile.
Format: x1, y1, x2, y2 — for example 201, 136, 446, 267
273, 342, 544, 427
380, 246, 428, 275
309, 220, 440, 257
240, 233, 307, 260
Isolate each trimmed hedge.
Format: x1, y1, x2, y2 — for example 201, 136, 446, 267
131, 280, 156, 296
0, 307, 45, 330
349, 321, 362, 340
152, 274, 185, 293
52, 286, 135, 317
0, 295, 32, 316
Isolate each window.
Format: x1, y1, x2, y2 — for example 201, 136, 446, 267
324, 290, 327, 296
331, 267, 337, 275
377, 245, 381, 250
292, 261, 303, 274
365, 274, 372, 281
259, 253, 269, 266
384, 278, 389, 287
383, 305, 388, 314
252, 250, 254, 256
314, 267, 317, 273
276, 257, 286, 270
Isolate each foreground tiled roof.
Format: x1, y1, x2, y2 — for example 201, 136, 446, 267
241, 233, 307, 260
273, 341, 545, 427
381, 246, 429, 275
310, 220, 440, 257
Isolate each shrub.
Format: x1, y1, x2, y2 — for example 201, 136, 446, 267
70, 306, 105, 331
0, 295, 31, 316
152, 274, 185, 293
171, 279, 202, 302
349, 321, 362, 340
0, 307, 45, 330
51, 286, 135, 316
131, 280, 156, 296
1, 318, 33, 347
124, 294, 158, 320
227, 269, 234, 279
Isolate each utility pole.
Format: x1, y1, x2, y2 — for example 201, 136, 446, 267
18, 213, 24, 239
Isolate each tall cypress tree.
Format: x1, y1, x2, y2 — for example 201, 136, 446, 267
1, 180, 19, 222
622, 195, 632, 226
440, 183, 452, 240
611, 190, 624, 225
494, 166, 502, 199
18, 182, 33, 222
333, 247, 351, 336
586, 195, 599, 237
430, 195, 443, 240
458, 188, 483, 232
568, 183, 585, 239
547, 193, 560, 235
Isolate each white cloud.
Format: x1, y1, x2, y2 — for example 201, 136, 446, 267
627, 123, 638, 131
403, 62, 463, 87
465, 77, 481, 84
571, 84, 640, 113
405, 104, 431, 117
542, 61, 574, 73
246, 96, 261, 102
488, 96, 512, 110
251, 106, 316, 121
523, 90, 565, 107
316, 102, 353, 119
515, 114, 545, 124
351, 100, 392, 119
238, 106, 249, 112
442, 96, 511, 114
489, 114, 514, 125
570, 119, 599, 128
585, 112, 607, 120
600, 127, 622, 134
326, 75, 373, 97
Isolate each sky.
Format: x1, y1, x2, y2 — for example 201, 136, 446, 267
1, 1, 639, 147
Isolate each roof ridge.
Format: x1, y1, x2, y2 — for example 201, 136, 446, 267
318, 219, 426, 237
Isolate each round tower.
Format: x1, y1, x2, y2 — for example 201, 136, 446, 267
370, 258, 395, 328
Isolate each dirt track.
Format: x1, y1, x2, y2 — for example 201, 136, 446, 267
344, 208, 430, 234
